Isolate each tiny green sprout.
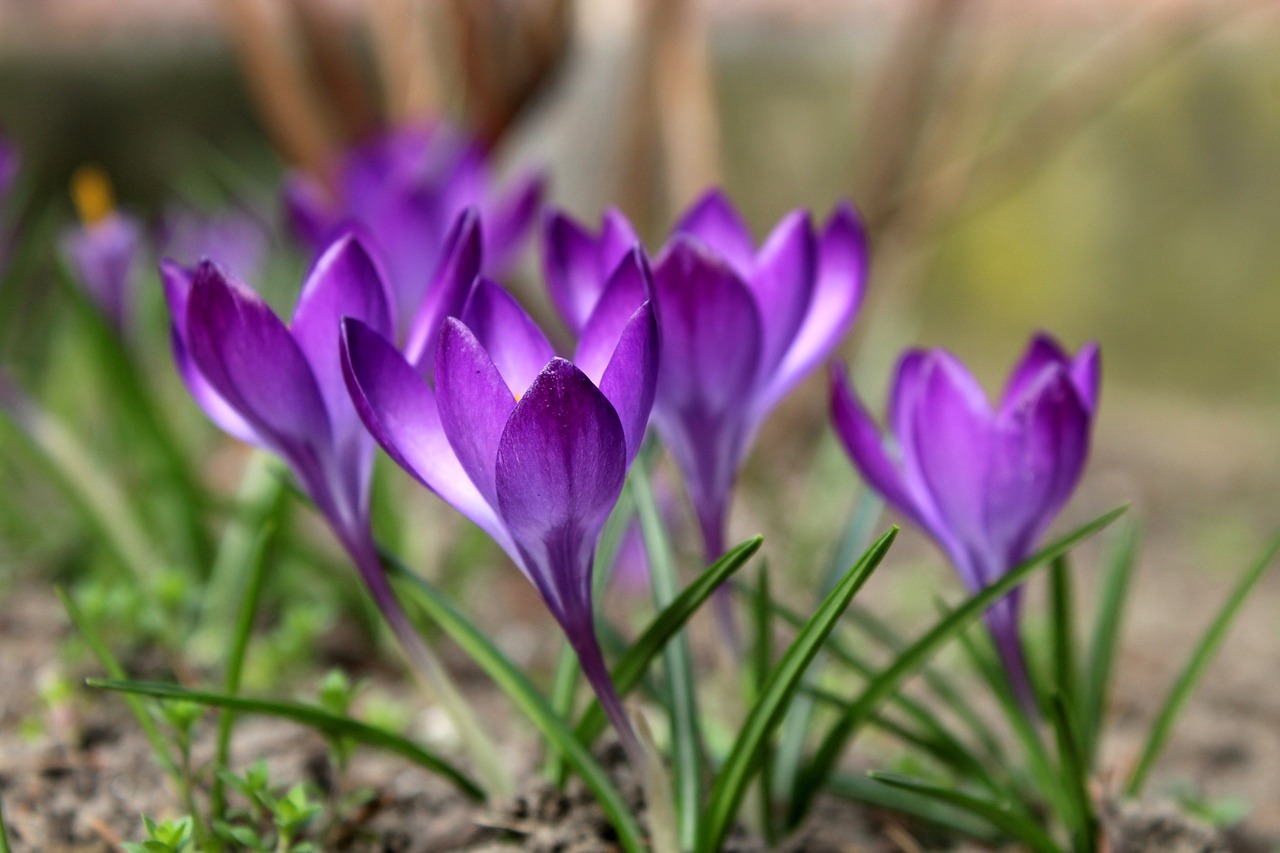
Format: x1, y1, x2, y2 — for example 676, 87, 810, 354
123, 815, 194, 853
1166, 780, 1250, 829
273, 783, 322, 847
317, 669, 359, 716
161, 700, 205, 743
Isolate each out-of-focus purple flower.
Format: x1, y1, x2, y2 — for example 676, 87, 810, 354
284, 123, 542, 331
159, 205, 270, 283
342, 271, 658, 761
830, 334, 1100, 704
544, 190, 868, 564
61, 213, 145, 333
0, 133, 18, 203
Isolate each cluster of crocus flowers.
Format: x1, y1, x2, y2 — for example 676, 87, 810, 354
284, 123, 542, 331
545, 190, 869, 566
60, 166, 145, 333
830, 334, 1100, 704
342, 262, 659, 762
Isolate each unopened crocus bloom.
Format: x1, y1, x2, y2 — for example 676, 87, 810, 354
544, 190, 868, 564
342, 261, 658, 762
285, 123, 541, 330
60, 166, 144, 332
830, 334, 1100, 704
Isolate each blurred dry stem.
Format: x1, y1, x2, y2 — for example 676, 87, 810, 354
217, 0, 336, 183
365, 0, 444, 124
288, 0, 379, 143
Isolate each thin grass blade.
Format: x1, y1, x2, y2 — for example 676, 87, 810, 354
1125, 528, 1280, 795
1083, 520, 1139, 768
1049, 694, 1097, 852
87, 679, 484, 800
827, 772, 999, 841
790, 505, 1127, 825
699, 527, 897, 853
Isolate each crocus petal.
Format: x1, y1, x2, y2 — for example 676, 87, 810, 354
1070, 342, 1101, 413
404, 208, 482, 371
282, 175, 336, 253
484, 172, 543, 272
0, 134, 17, 200
652, 238, 763, 415
597, 302, 659, 466
985, 368, 1091, 565
186, 262, 333, 474
434, 317, 518, 507
543, 211, 606, 334
61, 214, 144, 331
1001, 333, 1070, 410
908, 353, 996, 586
673, 188, 756, 276
600, 209, 641, 272
574, 248, 651, 386
828, 362, 920, 526
160, 260, 261, 445
494, 358, 627, 617
459, 278, 557, 397
290, 233, 395, 431
748, 210, 816, 376
753, 201, 868, 417
341, 318, 510, 550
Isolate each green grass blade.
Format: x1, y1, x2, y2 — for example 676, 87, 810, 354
750, 564, 777, 844
1048, 694, 1097, 852
1083, 520, 1139, 768
86, 679, 484, 801
791, 505, 1127, 825
699, 528, 897, 853
827, 773, 999, 841
869, 773, 1063, 853
543, 644, 581, 783
386, 570, 646, 853
573, 536, 763, 749
1125, 528, 1280, 795
0, 794, 13, 853
630, 461, 702, 851
1048, 557, 1080, 720
210, 520, 279, 823
57, 590, 179, 781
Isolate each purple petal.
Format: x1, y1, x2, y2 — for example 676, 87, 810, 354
404, 209, 483, 371
748, 210, 816, 376
574, 248, 651, 386
596, 302, 659, 465
652, 237, 764, 415
290, 233, 395, 432
1070, 342, 1101, 413
673, 189, 755, 276
483, 172, 543, 273
186, 262, 333, 480
160, 260, 261, 445
1001, 333, 1070, 410
753, 201, 868, 417
543, 210, 606, 334
341, 318, 510, 550
494, 358, 627, 616
282, 174, 336, 254
159, 205, 268, 283
600, 208, 641, 271
459, 279, 556, 397
908, 354, 997, 586
829, 362, 920, 525
434, 317, 517, 507
0, 134, 19, 201
61, 213, 144, 331
985, 367, 1092, 566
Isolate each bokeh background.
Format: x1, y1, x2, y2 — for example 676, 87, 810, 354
1, 0, 1278, 832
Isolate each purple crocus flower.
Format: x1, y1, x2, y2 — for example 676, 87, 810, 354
159, 205, 270, 284
284, 123, 542, 331
544, 190, 868, 565
830, 334, 1100, 704
341, 265, 658, 762
61, 214, 145, 333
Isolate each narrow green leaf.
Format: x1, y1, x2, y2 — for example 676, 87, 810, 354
542, 644, 581, 783
1083, 520, 1139, 768
869, 773, 1063, 853
630, 461, 701, 852
574, 536, 762, 748
699, 528, 897, 853
210, 519, 279, 823
750, 564, 777, 844
827, 772, 999, 841
87, 679, 484, 801
1048, 694, 1097, 852
387, 570, 647, 853
58, 590, 180, 782
791, 506, 1127, 825
0, 794, 13, 853
1126, 528, 1280, 795
1047, 556, 1081, 719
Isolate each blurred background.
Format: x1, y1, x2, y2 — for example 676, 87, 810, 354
0, 0, 1278, 829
